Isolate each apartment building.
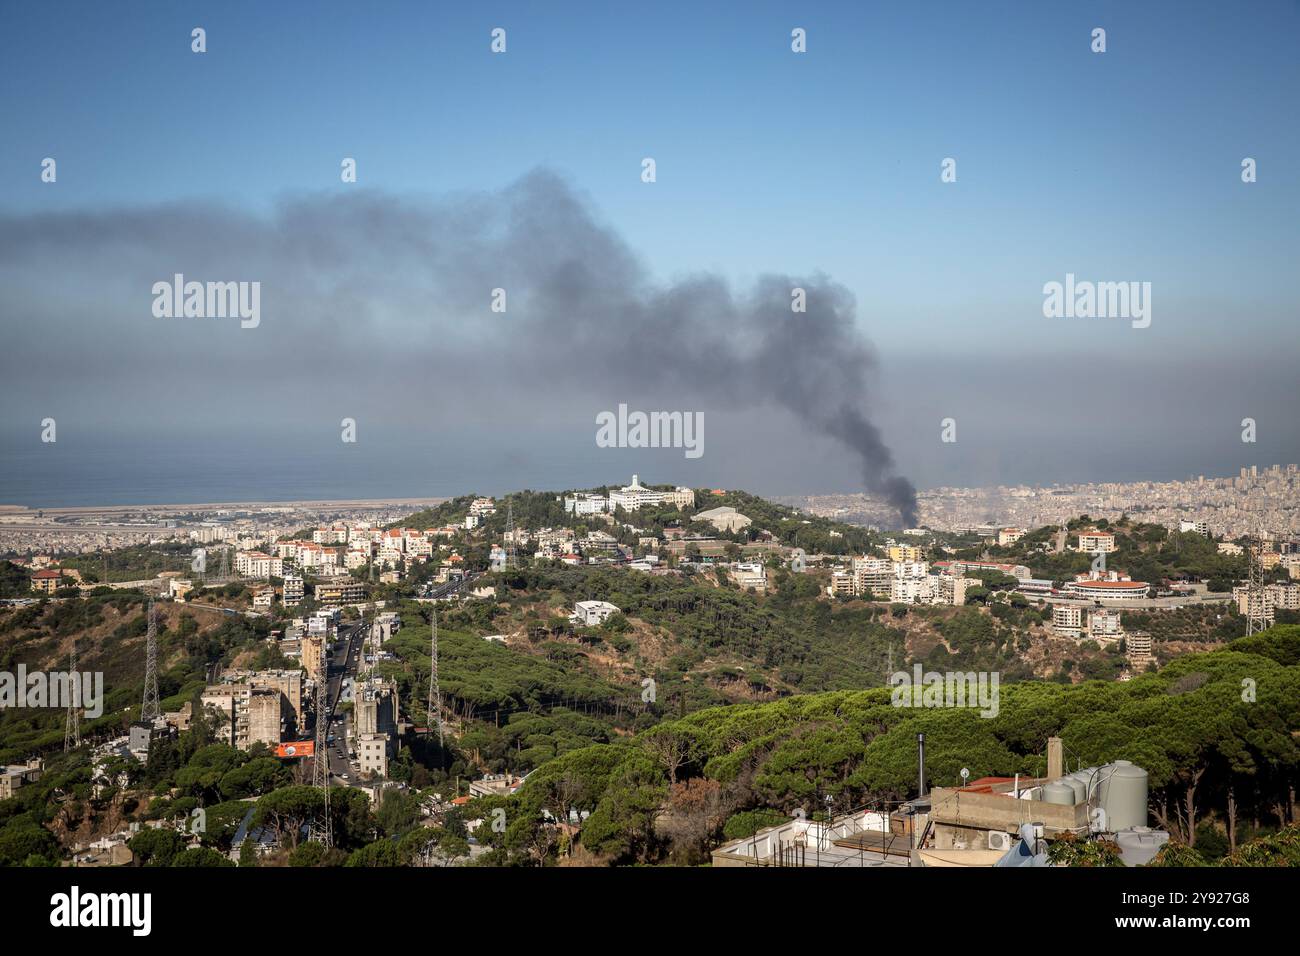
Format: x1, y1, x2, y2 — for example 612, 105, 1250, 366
302, 636, 325, 681
247, 689, 284, 748
235, 551, 284, 578
932, 574, 974, 607
932, 560, 1033, 582
1076, 531, 1117, 553
282, 575, 304, 607
564, 493, 609, 516
660, 487, 696, 509
1126, 632, 1153, 668
1050, 605, 1082, 636
887, 544, 925, 563
30, 569, 64, 594
1088, 608, 1125, 643
852, 557, 894, 598
313, 576, 364, 605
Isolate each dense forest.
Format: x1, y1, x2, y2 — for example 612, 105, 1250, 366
465, 627, 1300, 865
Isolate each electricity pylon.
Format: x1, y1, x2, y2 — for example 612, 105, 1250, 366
311, 664, 333, 847
141, 600, 160, 725
64, 638, 81, 751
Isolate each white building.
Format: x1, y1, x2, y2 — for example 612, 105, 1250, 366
571, 601, 621, 627
730, 562, 767, 592
608, 475, 664, 512
564, 494, 610, 516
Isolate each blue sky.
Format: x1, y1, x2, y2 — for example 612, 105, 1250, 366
4, 1, 1296, 350
0, 1, 1296, 502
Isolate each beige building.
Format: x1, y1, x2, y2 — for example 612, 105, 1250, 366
202, 684, 252, 749
1, 759, 43, 799
1051, 604, 1083, 636
302, 636, 325, 680
1126, 632, 1153, 667
313, 576, 364, 605
1076, 531, 1117, 553
357, 732, 389, 777
30, 569, 64, 594
1087, 608, 1125, 643
248, 689, 284, 748
203, 672, 299, 749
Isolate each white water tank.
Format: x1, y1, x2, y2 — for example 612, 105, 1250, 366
1041, 781, 1074, 806
1096, 760, 1149, 831
1116, 826, 1167, 865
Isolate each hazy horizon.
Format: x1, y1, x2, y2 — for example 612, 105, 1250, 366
2, 2, 1297, 515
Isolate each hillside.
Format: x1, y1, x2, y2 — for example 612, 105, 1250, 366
469, 626, 1300, 865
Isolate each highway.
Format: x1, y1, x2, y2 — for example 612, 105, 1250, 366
420, 570, 481, 601
315, 619, 364, 785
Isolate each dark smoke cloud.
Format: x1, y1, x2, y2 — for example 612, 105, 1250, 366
0, 169, 917, 524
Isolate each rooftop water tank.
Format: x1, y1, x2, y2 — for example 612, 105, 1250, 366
1060, 776, 1087, 804
1041, 781, 1074, 806
1096, 760, 1148, 832
1115, 826, 1168, 866
1067, 769, 1097, 801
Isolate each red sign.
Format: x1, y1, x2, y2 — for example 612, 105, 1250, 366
276, 741, 315, 758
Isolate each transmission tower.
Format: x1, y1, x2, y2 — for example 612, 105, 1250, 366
1245, 538, 1270, 636
63, 637, 81, 751
311, 665, 333, 846
141, 600, 160, 725
427, 609, 445, 754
